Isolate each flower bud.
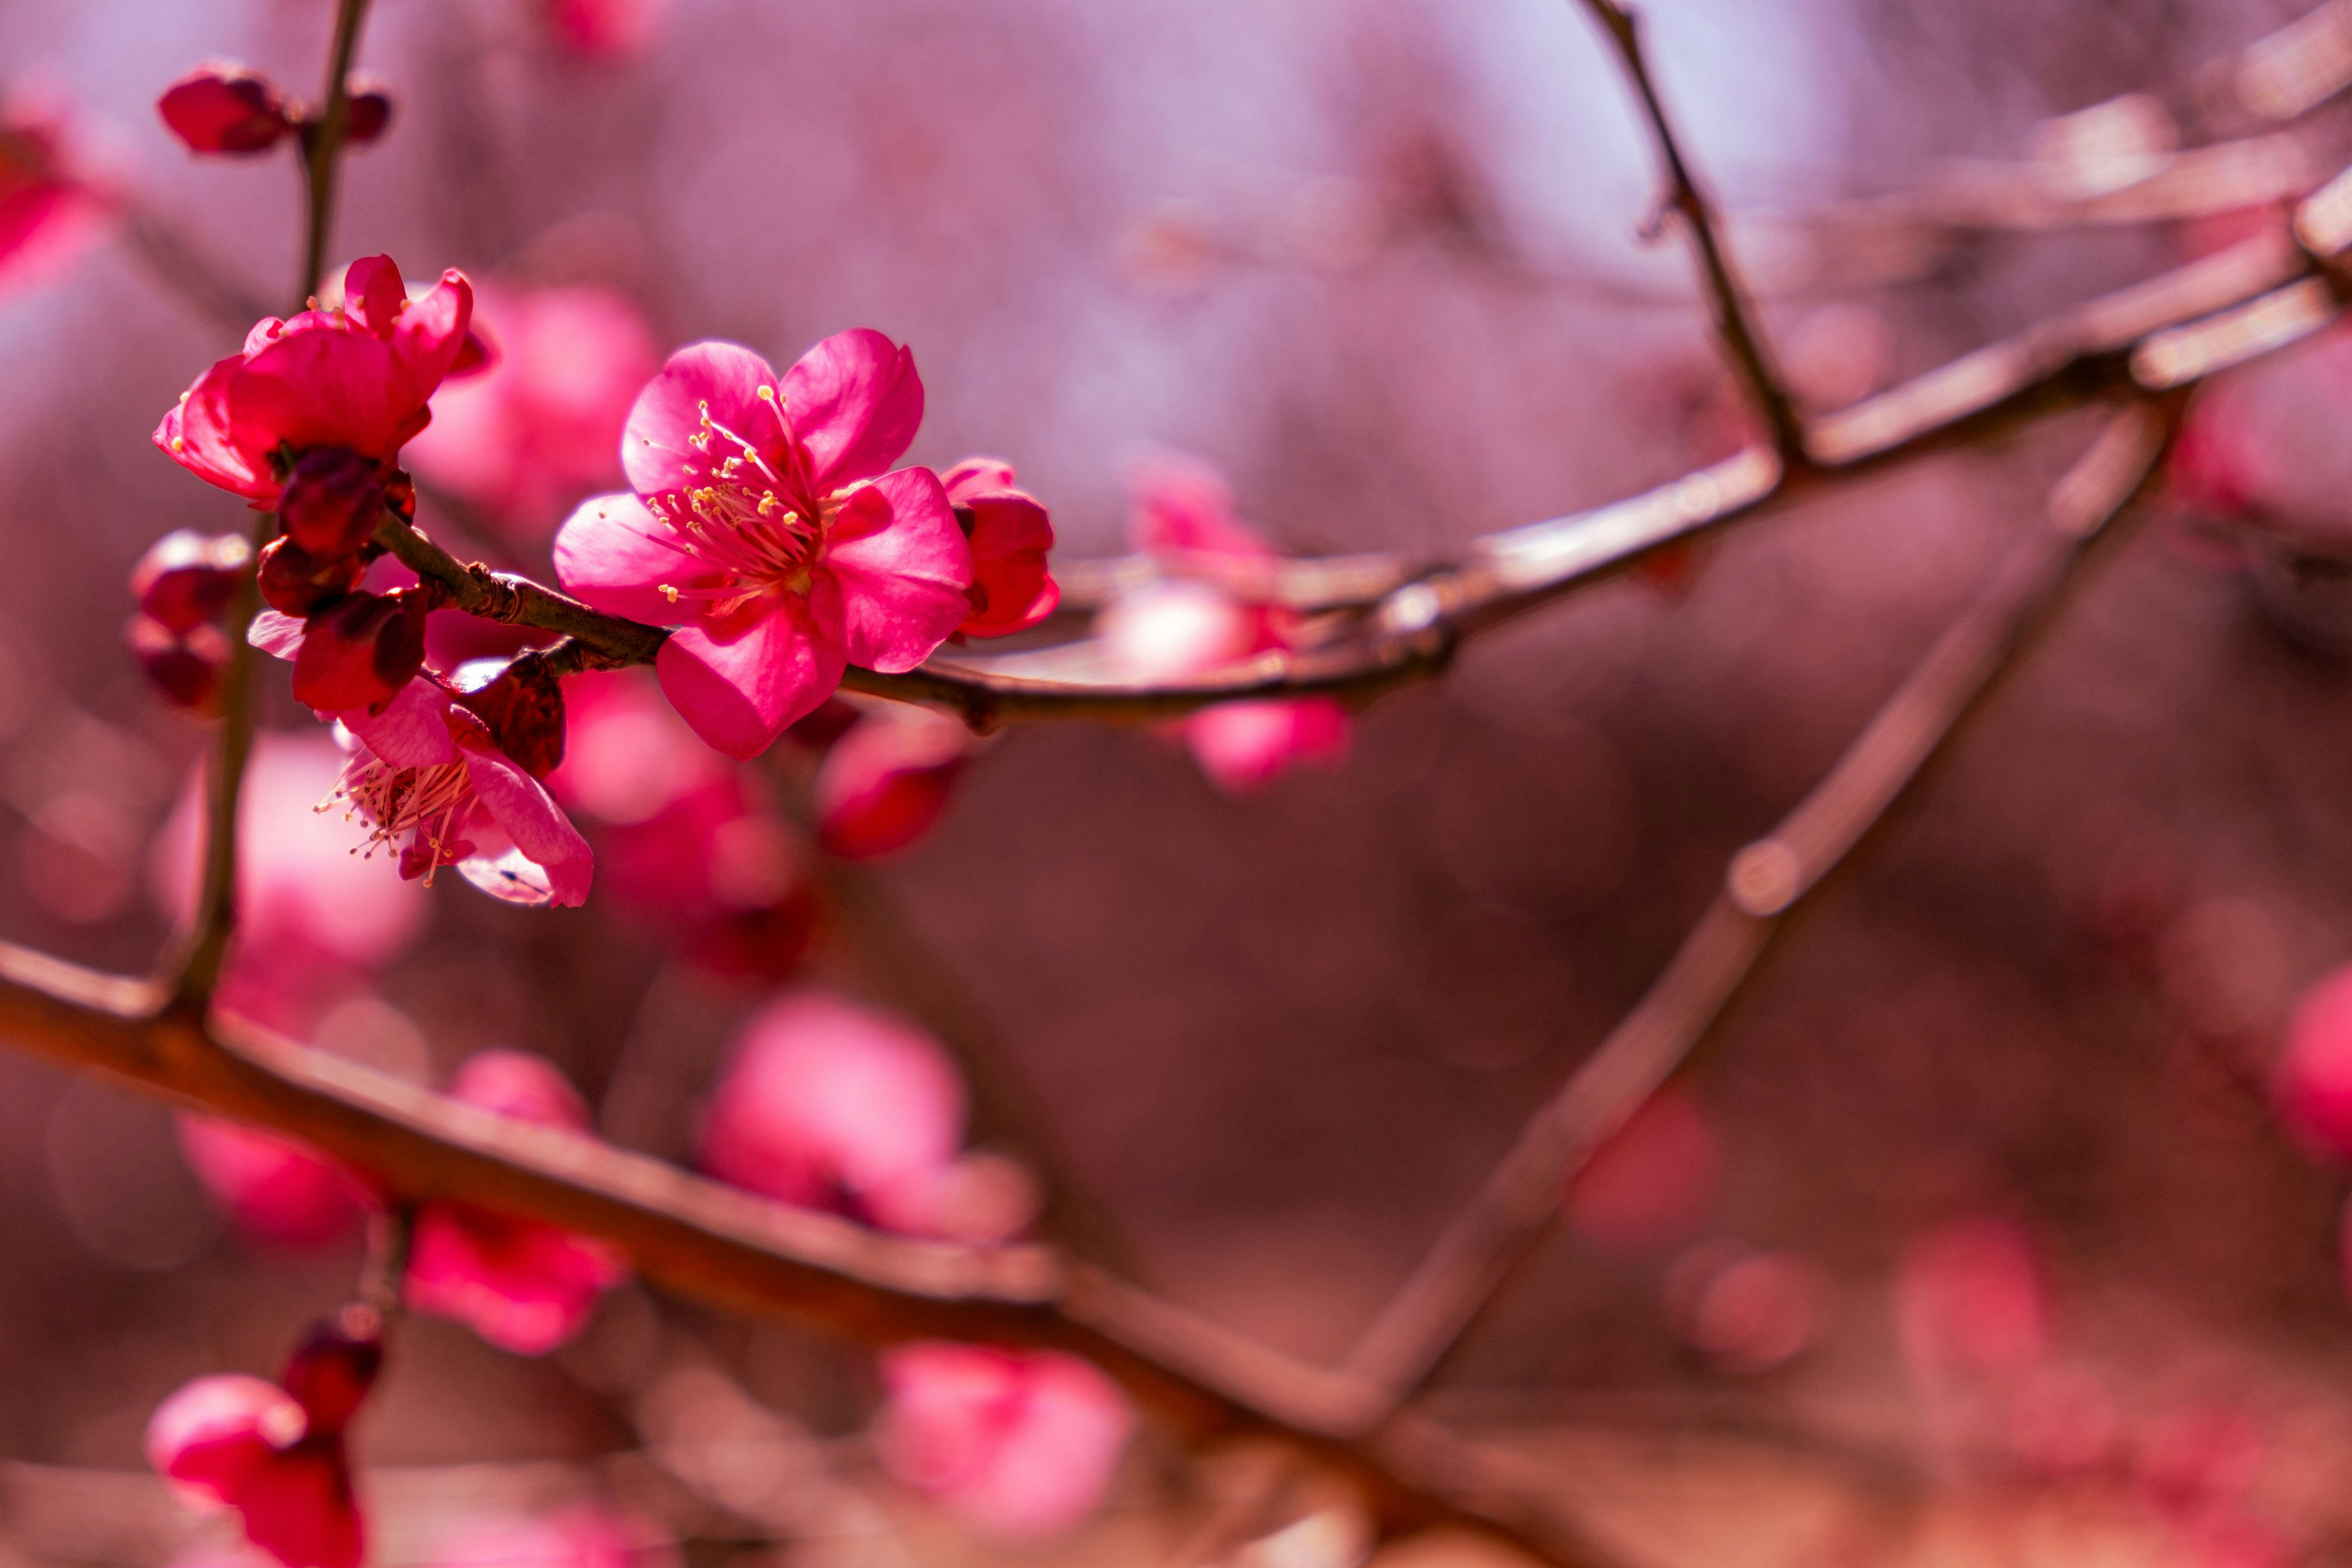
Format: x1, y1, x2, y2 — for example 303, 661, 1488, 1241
291, 589, 429, 714
157, 63, 291, 155
279, 447, 385, 559
342, 78, 393, 145
130, 529, 249, 634
277, 1311, 382, 1436
257, 537, 369, 617
453, 657, 567, 779
126, 616, 228, 715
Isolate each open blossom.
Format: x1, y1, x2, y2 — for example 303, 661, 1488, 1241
555, 333, 973, 759
941, 458, 1059, 636
699, 989, 1035, 1242
1102, 453, 1348, 793
406, 284, 660, 538
876, 1343, 1134, 1539
147, 1316, 381, 1568
408, 1052, 629, 1354
157, 254, 473, 510
812, 705, 976, 860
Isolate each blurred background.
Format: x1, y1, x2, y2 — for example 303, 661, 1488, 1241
2, 0, 2352, 1562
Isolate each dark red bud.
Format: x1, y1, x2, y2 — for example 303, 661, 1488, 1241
126, 616, 227, 715
280, 447, 385, 558
290, 589, 429, 713
130, 529, 249, 634
342, 78, 393, 145
257, 536, 369, 617
279, 1310, 382, 1435
158, 64, 291, 155
454, 658, 567, 778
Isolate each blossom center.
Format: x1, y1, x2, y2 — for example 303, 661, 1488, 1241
646, 390, 851, 614
323, 755, 475, 883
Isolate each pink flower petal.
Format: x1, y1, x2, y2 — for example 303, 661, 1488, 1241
344, 677, 458, 769
941, 457, 1019, 500
1126, 450, 1275, 564
460, 746, 594, 908
821, 467, 971, 673
341, 255, 406, 337
230, 329, 412, 461
781, 329, 924, 491
655, 586, 847, 760
388, 269, 476, 409
553, 492, 707, 624
147, 1374, 306, 1504
622, 341, 782, 499
877, 1344, 1134, 1539
959, 490, 1058, 637
159, 353, 276, 501
1183, 697, 1349, 794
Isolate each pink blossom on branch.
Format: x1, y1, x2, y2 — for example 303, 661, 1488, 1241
812, 704, 976, 861
554, 333, 974, 758
407, 1052, 629, 1354
876, 1342, 1134, 1539
158, 64, 293, 156
941, 457, 1060, 637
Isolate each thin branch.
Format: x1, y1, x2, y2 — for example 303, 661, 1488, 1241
1340, 402, 2176, 1406
0, 945, 1619, 1568
1572, 0, 1805, 465
168, 0, 377, 1012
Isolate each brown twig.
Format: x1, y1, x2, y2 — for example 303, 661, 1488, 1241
1340, 404, 2174, 1406
167, 0, 377, 1011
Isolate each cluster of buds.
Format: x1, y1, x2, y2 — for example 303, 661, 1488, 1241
125, 529, 251, 714
262, 457, 439, 715
158, 62, 391, 157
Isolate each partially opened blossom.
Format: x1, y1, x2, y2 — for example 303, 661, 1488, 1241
876, 1343, 1134, 1539
2271, 964, 2352, 1161
812, 705, 975, 859
147, 1317, 381, 1568
406, 284, 660, 538
159, 64, 292, 155
158, 254, 474, 509
1102, 453, 1349, 793
555, 333, 973, 758
407, 1052, 628, 1354
940, 458, 1059, 637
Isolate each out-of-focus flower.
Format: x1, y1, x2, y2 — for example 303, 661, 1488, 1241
1101, 453, 1349, 793
1562, 1087, 1721, 1252
340, 80, 393, 146
940, 458, 1058, 637
2137, 1404, 2267, 1521
1665, 1244, 1825, 1373
146, 1316, 381, 1568
0, 104, 101, 294
156, 254, 473, 510
176, 1118, 364, 1249
406, 284, 659, 538
126, 530, 251, 715
276, 669, 592, 907
407, 1052, 628, 1354
1894, 1216, 2048, 1382
543, 0, 669, 61
426, 1507, 675, 1568
812, 705, 974, 860
876, 1343, 1134, 1539
2271, 964, 2352, 1161
158, 64, 293, 155
554, 333, 973, 759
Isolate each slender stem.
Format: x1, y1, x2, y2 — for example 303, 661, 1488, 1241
360, 1202, 415, 1317
1339, 405, 2174, 1406
301, 0, 374, 303
1574, 0, 1806, 465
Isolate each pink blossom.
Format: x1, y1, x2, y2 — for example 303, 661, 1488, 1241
0, 105, 100, 295
159, 64, 292, 155
2271, 964, 2352, 1161
176, 1117, 365, 1249
940, 458, 1060, 637
407, 1052, 629, 1355
1103, 453, 1349, 793
426, 1507, 674, 1568
543, 0, 669, 61
698, 990, 968, 1226
812, 706, 974, 860
260, 667, 592, 907
1894, 1216, 2048, 1381
554, 333, 973, 759
127, 529, 250, 715
146, 1319, 381, 1568
157, 255, 474, 509
406, 284, 660, 539
1562, 1088, 1721, 1252
876, 1343, 1134, 1539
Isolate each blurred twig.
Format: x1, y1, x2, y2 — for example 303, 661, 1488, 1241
1342, 404, 2175, 1406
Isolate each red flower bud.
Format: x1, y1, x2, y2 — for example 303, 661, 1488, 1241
157, 63, 291, 155
342, 78, 393, 145
257, 537, 370, 617
278, 1309, 382, 1437
130, 529, 249, 634
812, 712, 971, 861
126, 616, 228, 715
454, 658, 567, 778
280, 447, 385, 559
291, 590, 429, 714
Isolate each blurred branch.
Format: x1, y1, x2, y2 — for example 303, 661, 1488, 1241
1571, 0, 1804, 466
1341, 404, 2175, 1407
168, 0, 377, 1012
0, 943, 1623, 1568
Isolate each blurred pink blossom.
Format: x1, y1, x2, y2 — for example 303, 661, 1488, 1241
1562, 1087, 1721, 1252
543, 0, 669, 61
2271, 964, 2352, 1161
146, 1319, 380, 1568
176, 1117, 365, 1250
1894, 1216, 2049, 1381
406, 284, 660, 539
158, 64, 293, 156
813, 705, 974, 860
556, 333, 973, 759
427, 1507, 674, 1568
876, 1343, 1133, 1539
1102, 453, 1349, 793
407, 1052, 628, 1354
0, 104, 101, 295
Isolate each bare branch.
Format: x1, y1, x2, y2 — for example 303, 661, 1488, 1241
1340, 403, 2176, 1406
